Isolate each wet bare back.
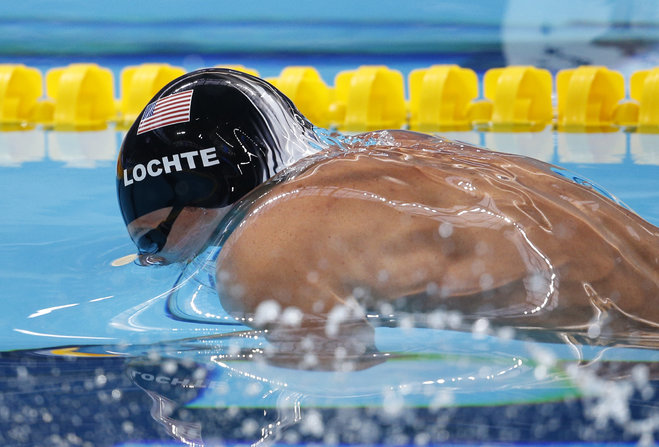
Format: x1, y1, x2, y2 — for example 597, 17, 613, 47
216, 131, 659, 336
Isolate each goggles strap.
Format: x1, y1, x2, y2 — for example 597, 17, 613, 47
136, 206, 185, 255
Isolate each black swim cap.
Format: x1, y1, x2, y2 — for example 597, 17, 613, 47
117, 68, 318, 254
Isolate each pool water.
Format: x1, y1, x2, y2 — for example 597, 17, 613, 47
1, 124, 658, 446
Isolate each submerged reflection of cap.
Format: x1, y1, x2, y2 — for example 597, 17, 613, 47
127, 359, 208, 445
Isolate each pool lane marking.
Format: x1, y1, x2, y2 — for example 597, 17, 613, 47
47, 346, 122, 357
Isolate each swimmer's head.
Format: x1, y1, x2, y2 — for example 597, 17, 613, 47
117, 68, 319, 264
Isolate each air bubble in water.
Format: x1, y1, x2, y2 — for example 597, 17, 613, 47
382, 388, 405, 417
241, 418, 259, 436
301, 410, 324, 437
161, 359, 178, 375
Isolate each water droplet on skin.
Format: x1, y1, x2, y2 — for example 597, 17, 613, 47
377, 269, 389, 283
479, 273, 494, 289
306, 270, 319, 283
438, 222, 453, 238
587, 322, 601, 339
312, 300, 325, 313
217, 269, 231, 282
352, 287, 368, 300
280, 306, 303, 327
254, 300, 281, 326
326, 305, 350, 337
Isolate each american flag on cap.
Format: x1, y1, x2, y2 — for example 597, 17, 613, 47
137, 90, 193, 135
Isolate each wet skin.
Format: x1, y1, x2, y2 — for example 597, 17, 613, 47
214, 131, 659, 344
127, 130, 659, 360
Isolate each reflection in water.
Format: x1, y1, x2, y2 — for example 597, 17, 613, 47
1, 331, 656, 445
631, 133, 659, 165
0, 128, 45, 166
557, 132, 627, 164
0, 126, 121, 168
484, 128, 554, 162
116, 327, 659, 446
48, 128, 118, 168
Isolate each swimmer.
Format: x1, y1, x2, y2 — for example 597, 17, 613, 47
118, 68, 659, 356
117, 68, 319, 265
